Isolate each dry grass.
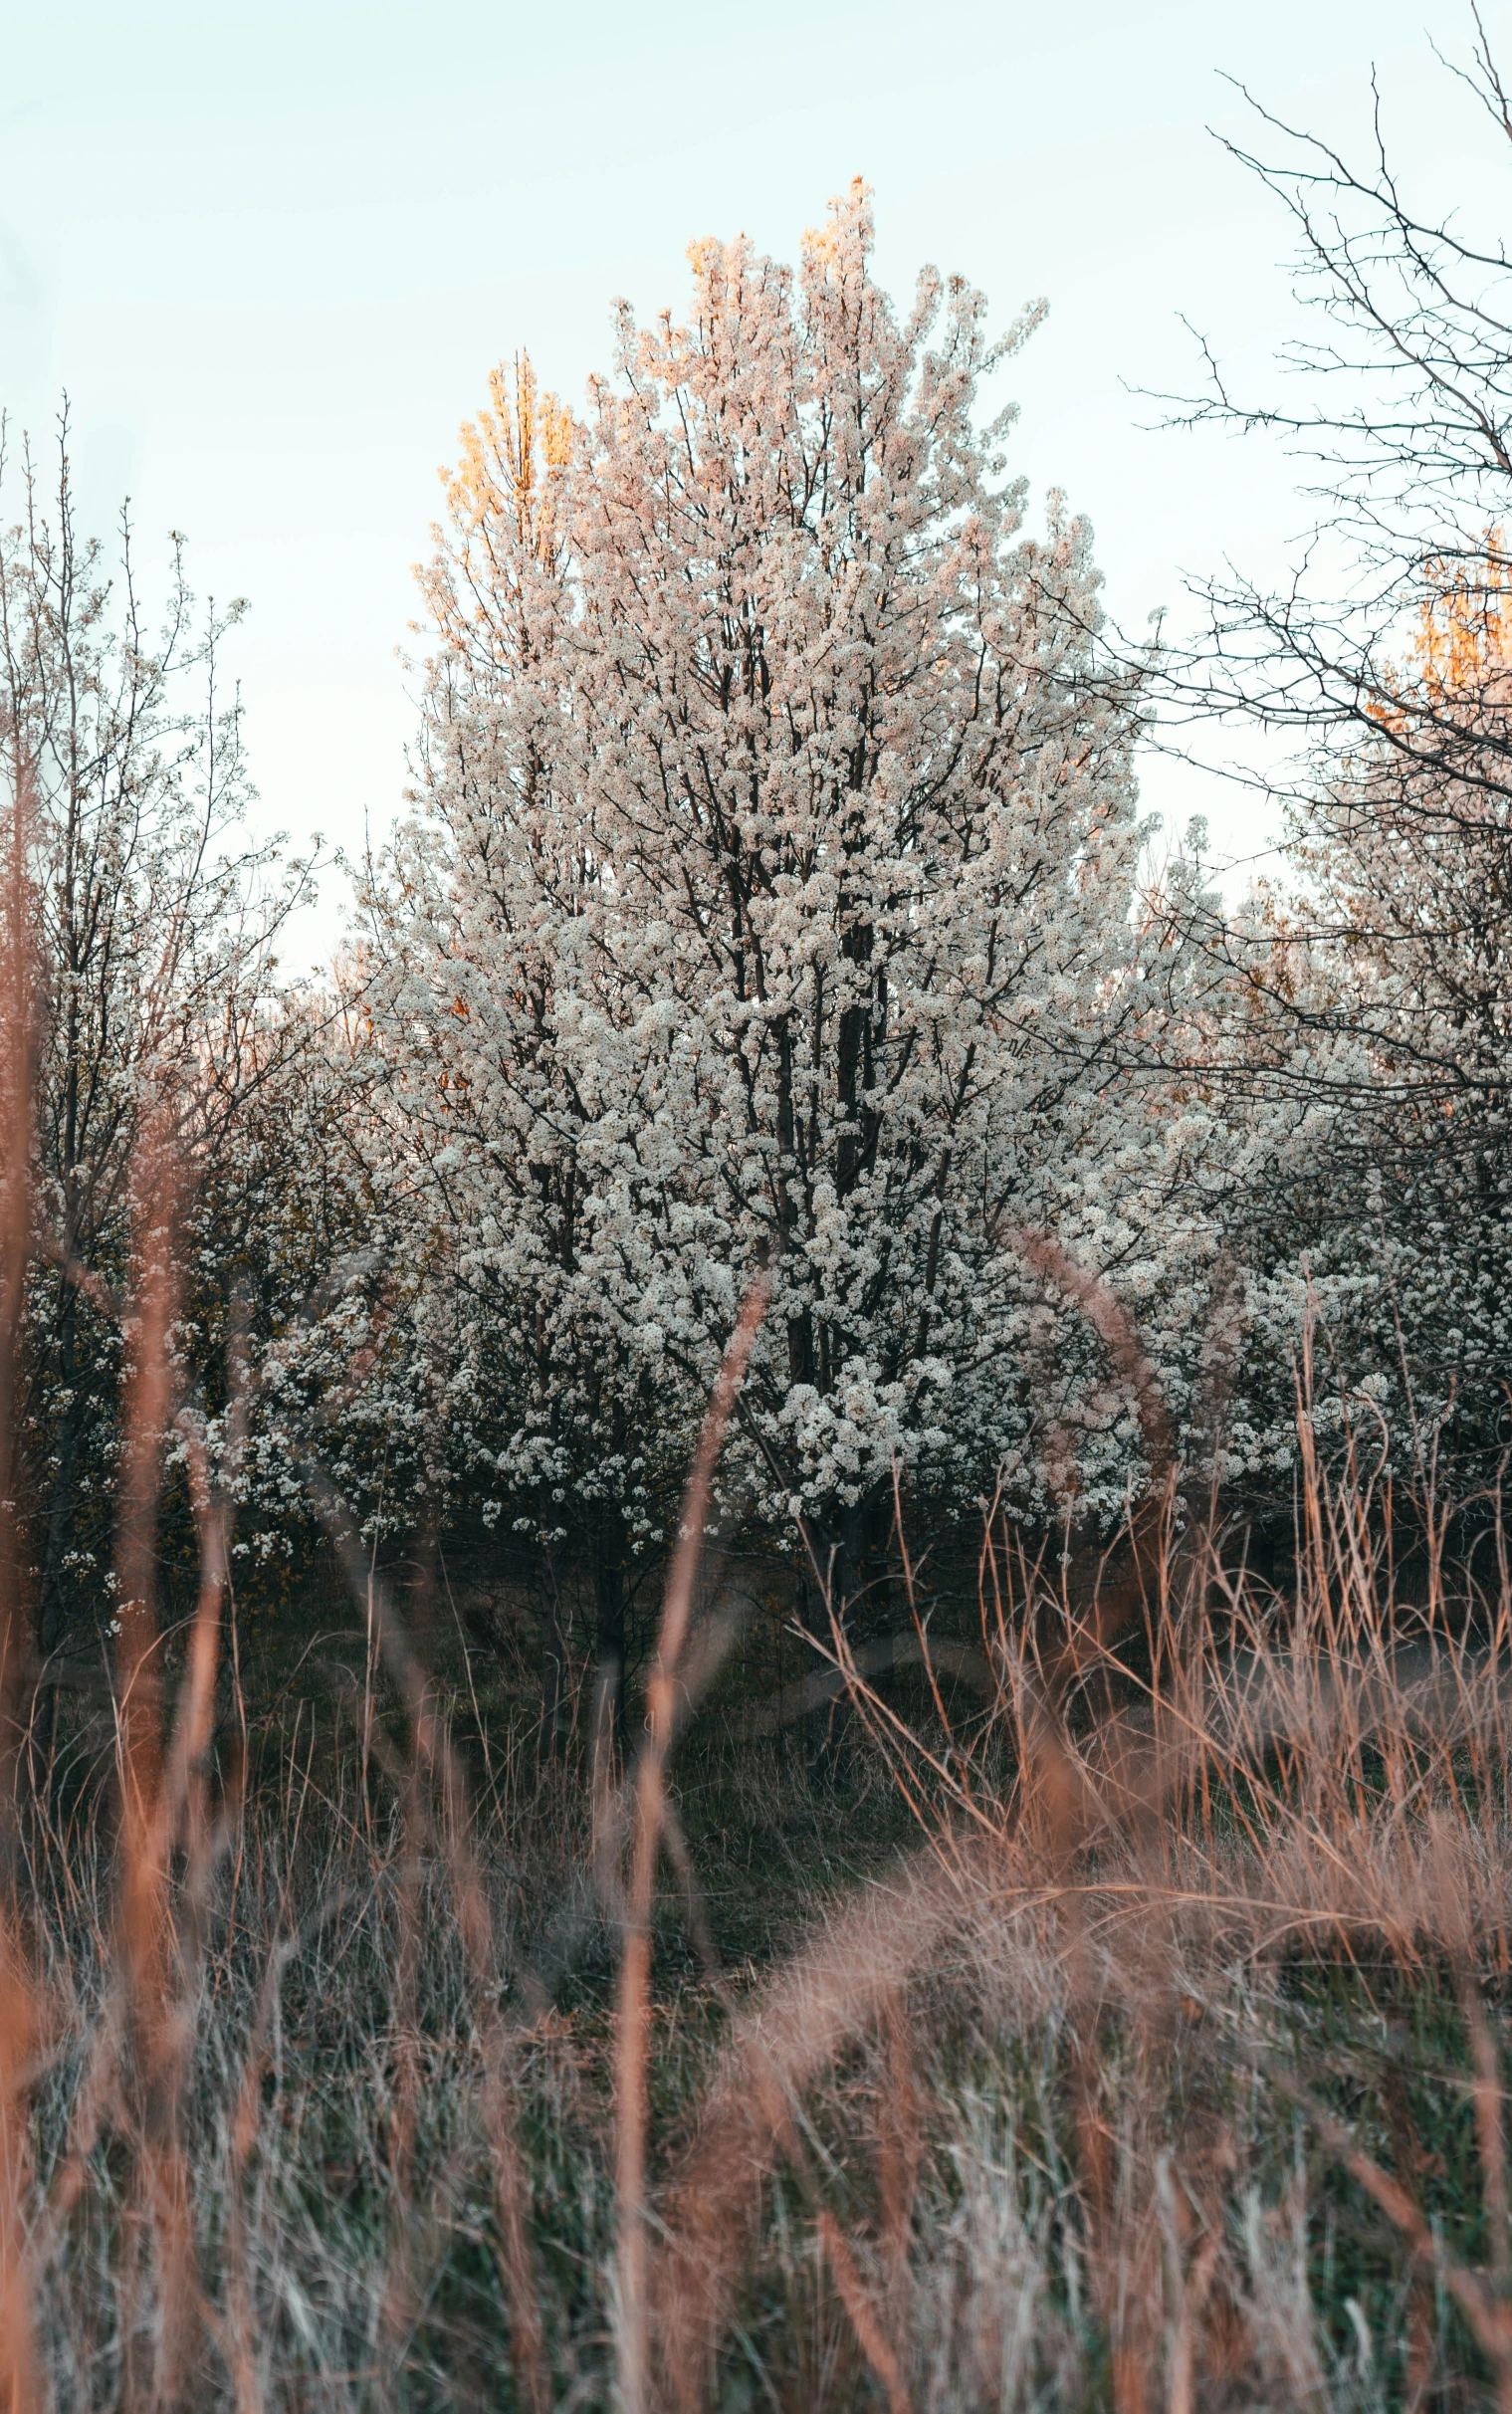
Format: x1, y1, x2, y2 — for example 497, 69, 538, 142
3, 1490, 1512, 2412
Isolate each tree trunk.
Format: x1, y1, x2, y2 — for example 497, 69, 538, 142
800, 1492, 886, 1786
537, 1534, 571, 1760
592, 1503, 630, 1743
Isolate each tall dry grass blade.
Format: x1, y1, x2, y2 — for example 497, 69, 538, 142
875, 1990, 921, 2314
0, 731, 34, 1833
816, 2210, 914, 2414
614, 1274, 767, 2414
162, 1415, 239, 1983
111, 1129, 207, 2412
1156, 2151, 1218, 2414
1000, 1225, 1175, 1474
0, 728, 37, 2411
0, 1925, 34, 2414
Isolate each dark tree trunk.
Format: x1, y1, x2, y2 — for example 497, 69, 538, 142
538, 1541, 571, 1759
592, 1501, 631, 1743
800, 1490, 889, 1786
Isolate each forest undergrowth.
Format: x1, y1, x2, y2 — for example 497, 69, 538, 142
4, 1327, 1512, 2413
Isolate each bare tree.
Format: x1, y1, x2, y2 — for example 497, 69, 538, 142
1164, 15, 1512, 1090
1150, 13, 1512, 1470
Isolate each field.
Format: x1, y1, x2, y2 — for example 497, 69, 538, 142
5, 1409, 1512, 2414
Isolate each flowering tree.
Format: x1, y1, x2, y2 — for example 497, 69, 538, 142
382, 188, 1160, 1623
0, 420, 317, 1667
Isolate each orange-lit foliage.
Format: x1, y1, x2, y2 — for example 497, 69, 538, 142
440, 350, 572, 569
1368, 534, 1512, 730
1413, 537, 1512, 701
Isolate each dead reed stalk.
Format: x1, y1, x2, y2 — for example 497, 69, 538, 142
613, 1274, 768, 2414
0, 730, 37, 2413
111, 1132, 210, 2410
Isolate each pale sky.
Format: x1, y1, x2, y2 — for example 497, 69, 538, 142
0, 0, 1498, 966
